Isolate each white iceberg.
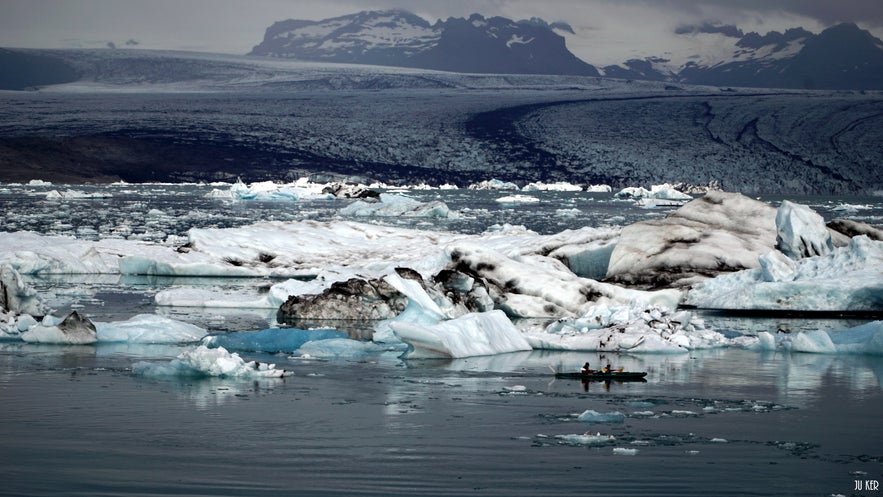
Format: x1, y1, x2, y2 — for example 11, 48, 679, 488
208, 178, 332, 202
525, 303, 730, 353
495, 194, 539, 204
555, 433, 616, 446
21, 313, 207, 344
133, 345, 290, 378
685, 236, 883, 312
747, 321, 883, 356
390, 309, 532, 359
775, 200, 833, 259
577, 410, 626, 423
468, 179, 519, 190
340, 193, 452, 218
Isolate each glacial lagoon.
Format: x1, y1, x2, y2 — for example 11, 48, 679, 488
0, 182, 881, 496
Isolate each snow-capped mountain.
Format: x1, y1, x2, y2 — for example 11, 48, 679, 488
249, 10, 599, 76
603, 22, 883, 90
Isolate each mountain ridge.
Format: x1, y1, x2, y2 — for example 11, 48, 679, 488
249, 10, 599, 76
250, 10, 883, 90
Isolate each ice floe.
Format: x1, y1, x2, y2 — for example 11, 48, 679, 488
20, 313, 207, 344
340, 193, 453, 218
685, 235, 883, 312
133, 345, 290, 378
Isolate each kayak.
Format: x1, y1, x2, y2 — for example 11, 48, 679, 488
555, 371, 647, 381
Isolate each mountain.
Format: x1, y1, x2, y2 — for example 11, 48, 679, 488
249, 10, 599, 76
605, 22, 883, 90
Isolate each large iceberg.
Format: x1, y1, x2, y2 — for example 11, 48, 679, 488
685, 235, 883, 312
606, 191, 778, 288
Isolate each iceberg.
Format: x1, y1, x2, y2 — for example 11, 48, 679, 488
685, 236, 883, 312
495, 194, 539, 204
203, 328, 345, 353
133, 345, 290, 378
21, 313, 207, 344
606, 191, 778, 288
0, 264, 46, 316
555, 433, 617, 446
775, 200, 833, 259
521, 181, 582, 192
340, 193, 452, 218
468, 179, 519, 190
207, 178, 333, 202
390, 309, 532, 359
448, 243, 681, 318
525, 303, 730, 353
747, 321, 883, 356
577, 410, 626, 423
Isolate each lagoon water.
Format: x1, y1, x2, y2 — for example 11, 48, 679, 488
1, 183, 882, 496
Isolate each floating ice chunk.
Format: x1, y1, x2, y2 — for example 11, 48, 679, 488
213, 178, 332, 202
133, 345, 290, 378
204, 328, 345, 353
391, 309, 532, 359
742, 321, 883, 356
776, 200, 833, 259
468, 179, 519, 190
95, 314, 207, 343
612, 448, 639, 456
577, 410, 626, 423
555, 432, 616, 446
522, 181, 582, 192
495, 194, 539, 204
586, 184, 612, 193
340, 193, 452, 218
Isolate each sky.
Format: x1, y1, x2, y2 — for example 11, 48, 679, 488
2, 0, 882, 66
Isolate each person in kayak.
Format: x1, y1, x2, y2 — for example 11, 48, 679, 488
580, 362, 592, 374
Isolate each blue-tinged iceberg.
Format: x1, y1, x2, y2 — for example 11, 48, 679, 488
685, 235, 883, 312
746, 321, 883, 356
203, 328, 345, 353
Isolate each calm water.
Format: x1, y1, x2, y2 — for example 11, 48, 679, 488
1, 183, 882, 496
1, 346, 881, 497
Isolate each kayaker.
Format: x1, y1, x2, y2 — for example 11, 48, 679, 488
580, 362, 591, 374
602, 363, 612, 374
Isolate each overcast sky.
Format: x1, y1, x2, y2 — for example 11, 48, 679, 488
2, 0, 882, 65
